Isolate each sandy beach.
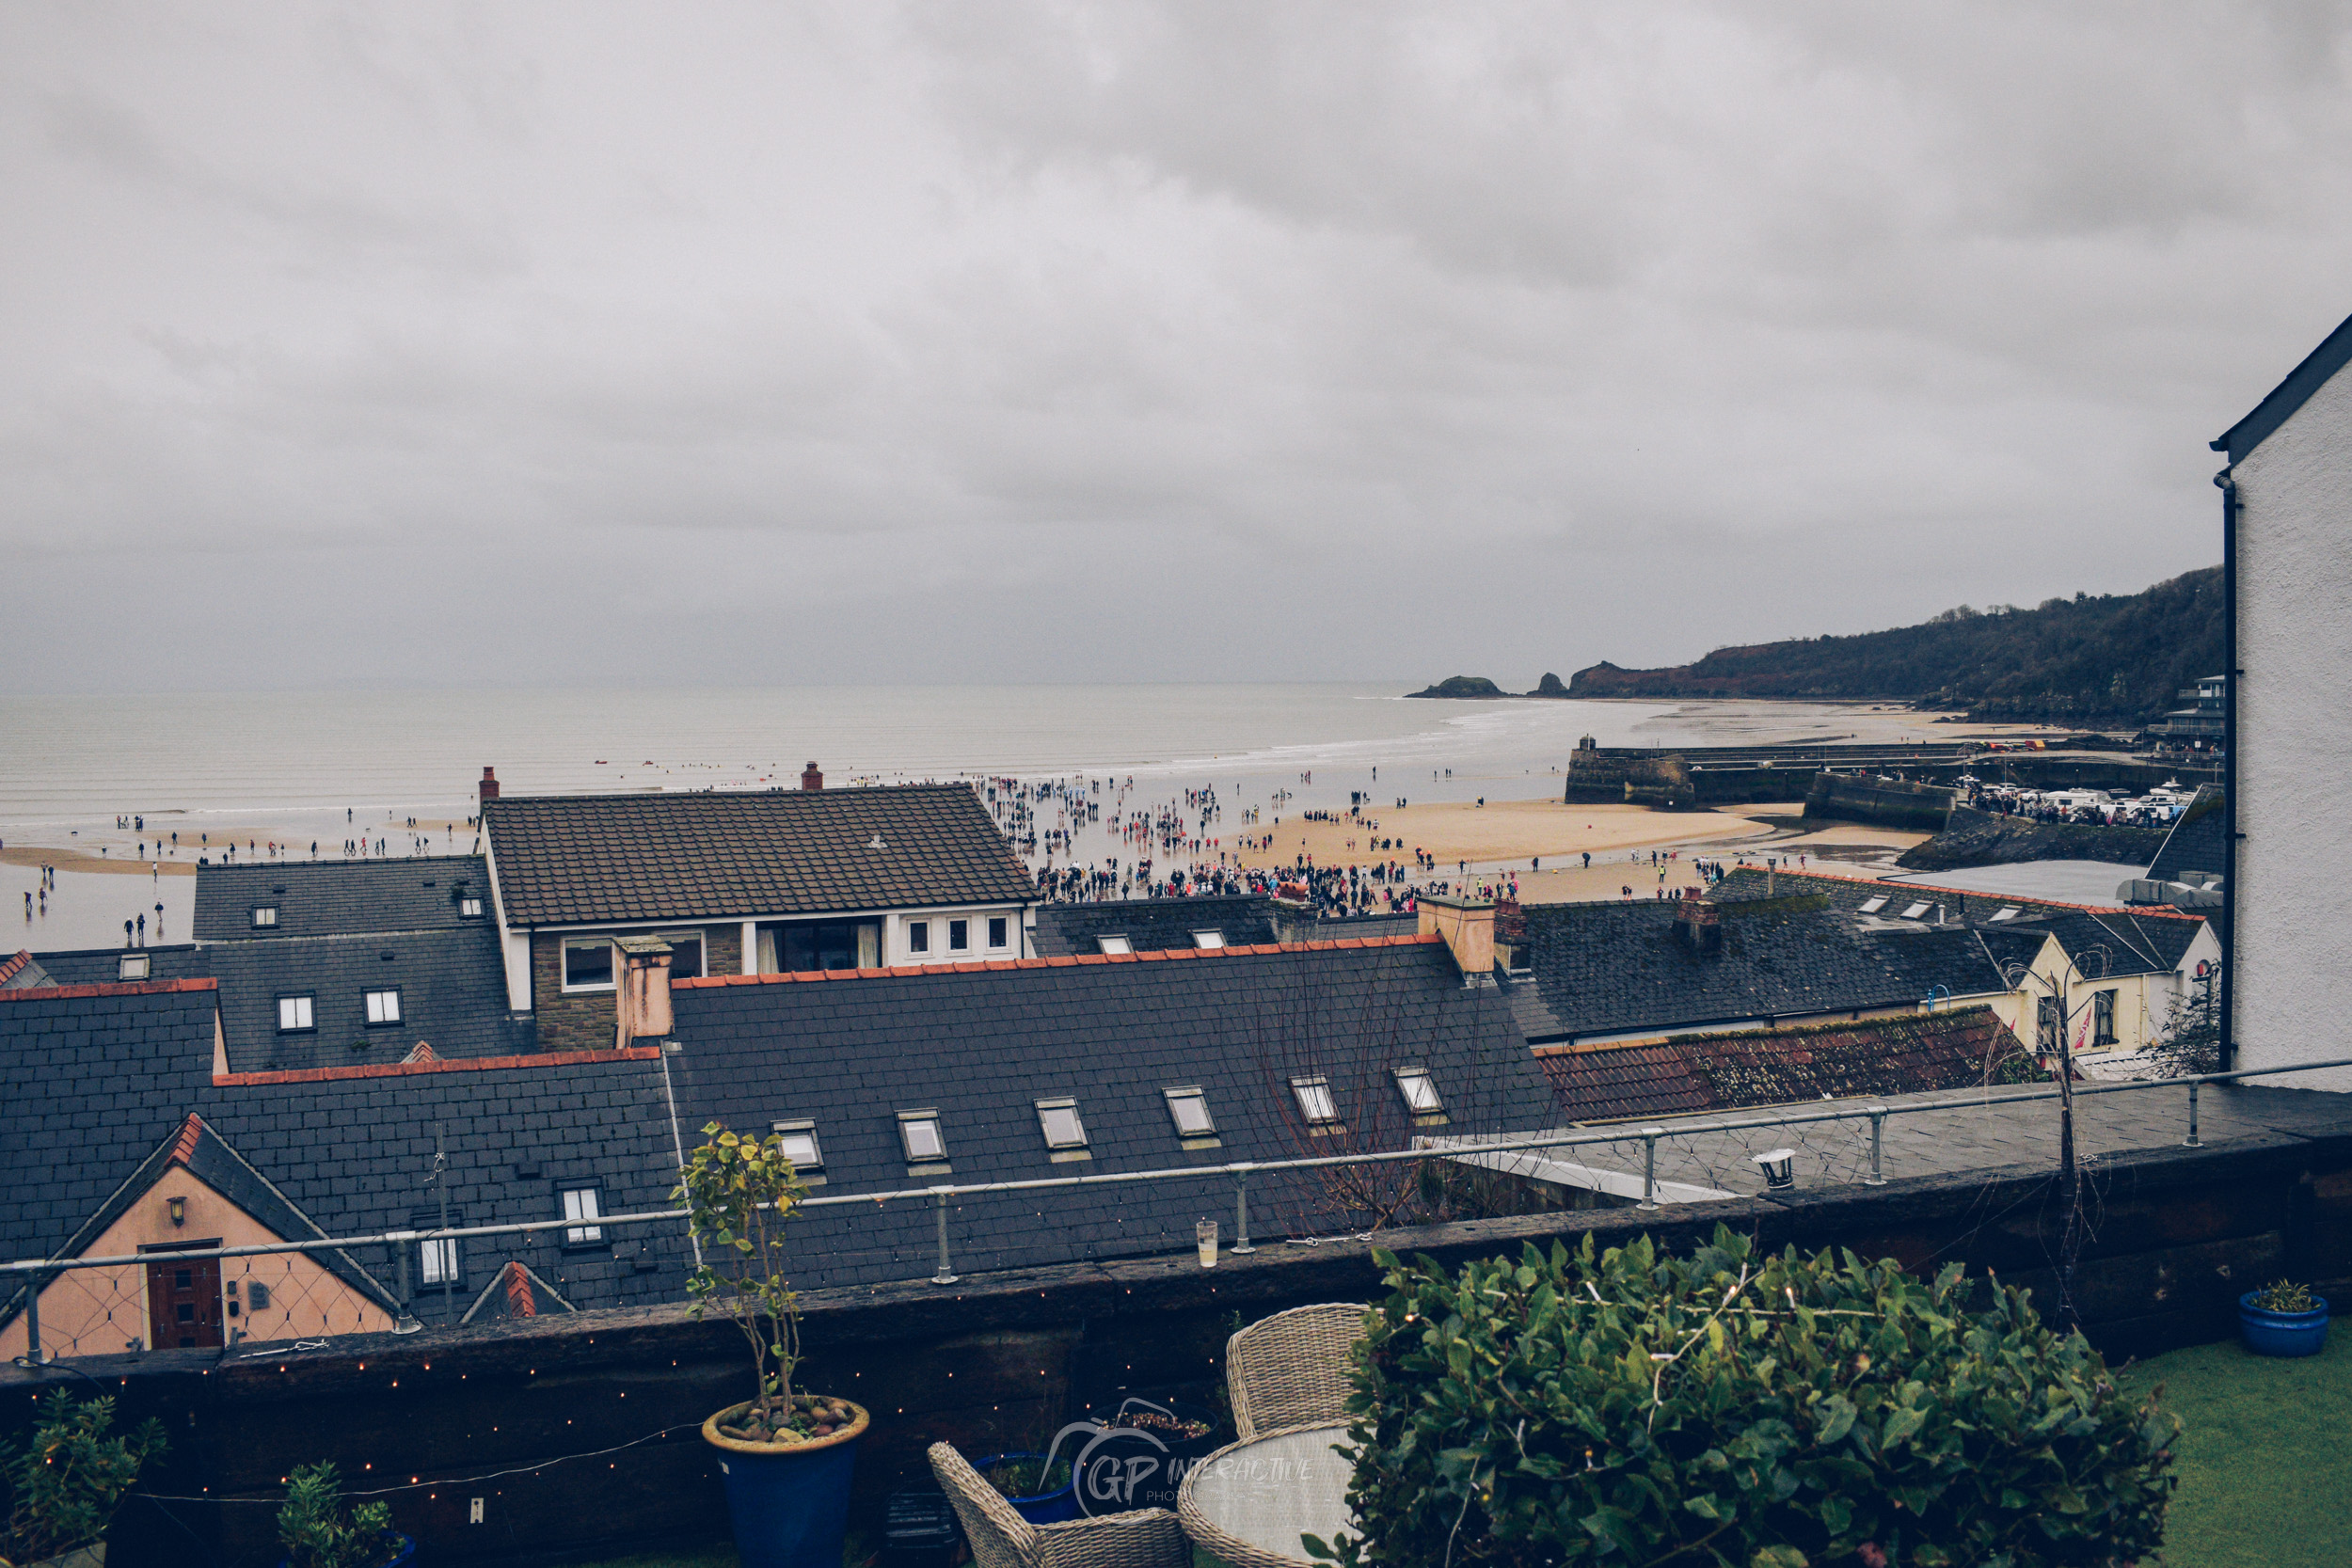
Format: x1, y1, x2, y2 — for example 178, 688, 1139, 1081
1221, 799, 1795, 874
2, 844, 197, 876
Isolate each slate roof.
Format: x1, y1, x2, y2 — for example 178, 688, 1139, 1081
194, 856, 491, 941
0, 979, 684, 1336
2213, 309, 2352, 463
1536, 1007, 2041, 1124
1031, 895, 1279, 957
667, 936, 1560, 1289
1708, 869, 2208, 980
200, 927, 532, 1072
2, 950, 48, 989
2147, 788, 2230, 885
1506, 895, 2016, 1045
30, 944, 208, 987
483, 786, 1033, 927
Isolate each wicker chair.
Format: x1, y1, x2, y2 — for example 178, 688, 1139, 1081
1224, 1302, 1369, 1442
927, 1441, 1189, 1568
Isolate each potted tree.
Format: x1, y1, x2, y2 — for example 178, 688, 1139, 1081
2240, 1278, 2330, 1357
0, 1390, 167, 1568
682, 1122, 868, 1568
275, 1463, 412, 1568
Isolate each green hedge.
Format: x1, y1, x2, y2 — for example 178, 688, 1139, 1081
1312, 1228, 2175, 1568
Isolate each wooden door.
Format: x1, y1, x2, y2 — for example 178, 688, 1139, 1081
143, 1242, 224, 1350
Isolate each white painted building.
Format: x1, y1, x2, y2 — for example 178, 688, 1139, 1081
2213, 309, 2352, 1087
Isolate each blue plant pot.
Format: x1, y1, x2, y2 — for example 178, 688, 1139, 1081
975, 1451, 1081, 1525
278, 1531, 413, 1568
2239, 1291, 2329, 1357
705, 1400, 867, 1568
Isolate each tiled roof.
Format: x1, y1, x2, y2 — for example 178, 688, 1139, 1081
483, 786, 1032, 927
201, 926, 530, 1072
1708, 868, 2208, 979
1536, 1006, 2040, 1123
668, 937, 1560, 1289
194, 856, 491, 941
1031, 895, 1278, 957
1506, 895, 2016, 1044
0, 981, 685, 1332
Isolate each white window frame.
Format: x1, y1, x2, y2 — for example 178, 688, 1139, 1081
1036, 1097, 1089, 1150
1292, 1075, 1340, 1126
251, 906, 278, 928
1192, 929, 1226, 949
948, 918, 969, 952
907, 920, 930, 956
457, 895, 485, 919
1097, 935, 1133, 955
277, 994, 315, 1032
118, 953, 150, 981
898, 1110, 947, 1164
1857, 896, 1887, 914
561, 938, 616, 992
364, 988, 402, 1025
987, 916, 1009, 950
561, 1186, 605, 1247
1163, 1085, 1216, 1138
1991, 907, 2021, 922
1393, 1066, 1444, 1116
659, 930, 707, 981
419, 1235, 459, 1286
1899, 902, 1931, 920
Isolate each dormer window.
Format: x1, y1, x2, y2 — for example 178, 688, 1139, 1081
251, 907, 278, 928
1097, 935, 1133, 955
118, 953, 150, 981
1192, 929, 1226, 949
1857, 897, 1887, 914
1291, 1076, 1341, 1127
1036, 1097, 1089, 1159
1393, 1066, 1445, 1118
898, 1109, 948, 1171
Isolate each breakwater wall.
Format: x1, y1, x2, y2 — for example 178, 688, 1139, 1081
1897, 803, 2171, 874
21, 1126, 2352, 1568
1803, 773, 1954, 831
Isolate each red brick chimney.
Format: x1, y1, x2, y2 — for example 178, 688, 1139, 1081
800, 761, 824, 791
1674, 895, 1723, 956
479, 767, 501, 802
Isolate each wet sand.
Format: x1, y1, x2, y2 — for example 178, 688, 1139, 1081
2, 844, 197, 876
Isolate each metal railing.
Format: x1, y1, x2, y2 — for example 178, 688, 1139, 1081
8, 1053, 2347, 1362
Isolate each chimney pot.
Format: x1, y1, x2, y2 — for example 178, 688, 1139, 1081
479, 767, 501, 801
801, 762, 824, 791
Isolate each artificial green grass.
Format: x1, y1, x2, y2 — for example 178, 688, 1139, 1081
2120, 1329, 2352, 1567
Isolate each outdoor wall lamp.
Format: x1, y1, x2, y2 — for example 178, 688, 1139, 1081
1752, 1149, 1796, 1191
167, 1196, 186, 1227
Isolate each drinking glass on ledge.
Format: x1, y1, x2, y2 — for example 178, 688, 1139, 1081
1197, 1217, 1219, 1268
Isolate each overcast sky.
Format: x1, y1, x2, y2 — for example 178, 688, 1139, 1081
4, 2, 2348, 693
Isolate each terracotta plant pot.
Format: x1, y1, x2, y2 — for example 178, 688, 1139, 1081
702, 1397, 869, 1568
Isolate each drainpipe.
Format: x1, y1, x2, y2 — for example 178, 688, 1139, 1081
2216, 466, 2239, 1073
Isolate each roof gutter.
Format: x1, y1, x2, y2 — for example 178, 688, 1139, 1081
2217, 464, 2239, 1072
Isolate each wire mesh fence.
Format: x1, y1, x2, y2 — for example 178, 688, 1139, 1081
9, 1054, 2345, 1365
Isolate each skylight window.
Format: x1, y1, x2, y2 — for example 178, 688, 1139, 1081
898, 1110, 947, 1165
1291, 1076, 1340, 1126
1036, 1097, 1089, 1150
118, 953, 150, 981
1394, 1066, 1445, 1116
276, 995, 314, 1032
251, 906, 278, 928
1990, 907, 2021, 922
771, 1119, 824, 1179
1192, 929, 1226, 949
1164, 1085, 1216, 1138
1900, 902, 1932, 920
457, 896, 484, 919
1097, 935, 1133, 955
1857, 897, 1888, 914
364, 988, 402, 1025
